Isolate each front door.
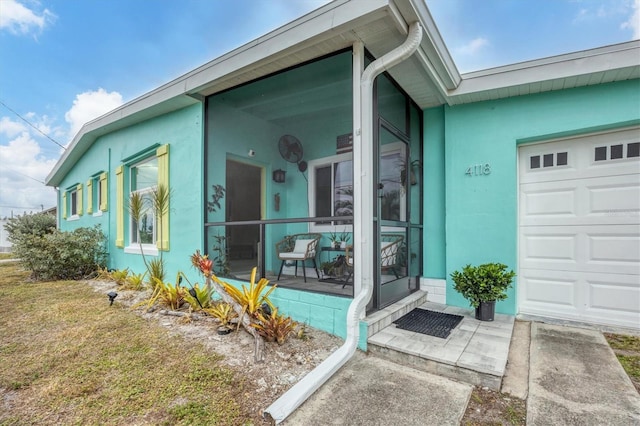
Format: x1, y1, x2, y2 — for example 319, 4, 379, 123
374, 120, 417, 308
225, 159, 262, 274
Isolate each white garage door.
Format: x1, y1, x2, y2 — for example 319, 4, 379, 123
518, 127, 640, 330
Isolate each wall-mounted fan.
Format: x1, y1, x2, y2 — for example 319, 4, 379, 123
278, 134, 307, 172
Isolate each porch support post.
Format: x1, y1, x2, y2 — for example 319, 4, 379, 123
352, 41, 364, 296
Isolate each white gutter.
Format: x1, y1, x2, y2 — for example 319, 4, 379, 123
263, 21, 423, 424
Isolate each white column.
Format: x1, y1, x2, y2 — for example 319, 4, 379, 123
351, 41, 364, 296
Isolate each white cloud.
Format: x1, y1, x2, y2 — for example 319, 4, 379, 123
456, 37, 490, 55
0, 0, 56, 36
621, 0, 640, 39
0, 132, 57, 217
0, 116, 26, 138
64, 88, 124, 140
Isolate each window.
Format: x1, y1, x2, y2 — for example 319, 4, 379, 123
129, 157, 158, 247
70, 190, 78, 216
64, 183, 83, 220
312, 157, 353, 226
308, 142, 405, 232
117, 144, 169, 252
88, 172, 108, 215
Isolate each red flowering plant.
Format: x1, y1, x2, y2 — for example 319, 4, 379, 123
190, 249, 213, 277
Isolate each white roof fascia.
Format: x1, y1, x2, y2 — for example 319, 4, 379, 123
450, 40, 640, 99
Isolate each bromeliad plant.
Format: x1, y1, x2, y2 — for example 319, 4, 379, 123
206, 301, 238, 328
212, 267, 276, 324
124, 271, 147, 291
191, 249, 213, 277
183, 282, 215, 310
251, 308, 296, 345
149, 276, 185, 310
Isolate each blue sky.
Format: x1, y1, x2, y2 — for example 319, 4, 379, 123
0, 0, 638, 218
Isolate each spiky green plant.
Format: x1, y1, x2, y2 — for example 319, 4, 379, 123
129, 184, 171, 285
183, 282, 215, 310
147, 277, 184, 310
213, 267, 276, 321
205, 302, 237, 327
111, 268, 130, 286
124, 271, 147, 290
147, 258, 165, 290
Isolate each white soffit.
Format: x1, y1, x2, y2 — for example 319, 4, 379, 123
448, 40, 640, 105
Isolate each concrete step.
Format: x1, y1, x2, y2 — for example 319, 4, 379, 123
363, 290, 429, 337
367, 301, 515, 390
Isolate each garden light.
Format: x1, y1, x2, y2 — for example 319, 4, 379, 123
107, 291, 118, 306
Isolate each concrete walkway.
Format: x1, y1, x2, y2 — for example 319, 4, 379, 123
527, 322, 640, 425
284, 352, 472, 425
282, 321, 640, 425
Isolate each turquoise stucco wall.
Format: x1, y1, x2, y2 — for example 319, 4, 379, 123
433, 79, 640, 314
423, 106, 446, 278
58, 103, 205, 284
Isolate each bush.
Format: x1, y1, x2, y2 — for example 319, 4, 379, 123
4, 213, 56, 244
13, 225, 107, 281
451, 263, 515, 308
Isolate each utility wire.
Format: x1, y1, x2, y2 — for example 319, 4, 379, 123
1, 169, 46, 184
0, 99, 66, 150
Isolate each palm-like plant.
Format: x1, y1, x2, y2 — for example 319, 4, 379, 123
128, 183, 171, 283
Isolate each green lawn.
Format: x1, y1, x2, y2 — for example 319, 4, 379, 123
0, 263, 257, 425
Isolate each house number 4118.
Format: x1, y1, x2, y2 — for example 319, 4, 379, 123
465, 163, 491, 176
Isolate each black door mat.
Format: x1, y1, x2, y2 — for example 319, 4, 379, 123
393, 308, 464, 339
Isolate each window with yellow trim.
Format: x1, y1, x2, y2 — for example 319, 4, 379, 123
130, 157, 158, 246
118, 144, 169, 253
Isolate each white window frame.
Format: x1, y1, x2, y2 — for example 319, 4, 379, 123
68, 189, 79, 220
125, 157, 158, 256
308, 141, 405, 233
92, 175, 103, 217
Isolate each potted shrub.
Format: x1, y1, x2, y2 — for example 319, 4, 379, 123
450, 263, 515, 321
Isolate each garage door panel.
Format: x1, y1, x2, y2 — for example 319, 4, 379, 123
588, 277, 640, 314
588, 234, 640, 270
520, 185, 577, 220
518, 127, 640, 330
520, 270, 577, 307
521, 233, 577, 264
522, 225, 639, 275
587, 178, 640, 218
520, 269, 640, 328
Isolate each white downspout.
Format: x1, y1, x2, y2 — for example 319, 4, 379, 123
264, 21, 423, 424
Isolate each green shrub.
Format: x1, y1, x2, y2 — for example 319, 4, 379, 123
13, 225, 107, 281
4, 213, 56, 244
451, 263, 515, 308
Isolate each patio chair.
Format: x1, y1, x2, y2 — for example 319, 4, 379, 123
276, 233, 321, 283
343, 234, 404, 288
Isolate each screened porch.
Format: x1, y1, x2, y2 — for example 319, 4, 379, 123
203, 48, 423, 310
